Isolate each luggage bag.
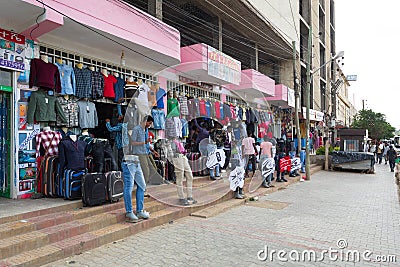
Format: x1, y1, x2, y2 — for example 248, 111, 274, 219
82, 173, 107, 206
105, 171, 123, 202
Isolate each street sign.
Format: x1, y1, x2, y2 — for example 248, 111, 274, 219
346, 75, 357, 81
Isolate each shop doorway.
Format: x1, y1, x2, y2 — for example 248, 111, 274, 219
0, 91, 11, 198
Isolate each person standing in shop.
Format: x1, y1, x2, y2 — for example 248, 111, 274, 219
130, 115, 160, 184
105, 115, 128, 170
259, 135, 275, 188
222, 125, 234, 172
194, 119, 210, 156
242, 133, 258, 178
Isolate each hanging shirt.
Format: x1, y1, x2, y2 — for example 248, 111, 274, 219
55, 62, 76, 95
27, 89, 67, 124
165, 117, 176, 139
215, 101, 221, 119
114, 77, 126, 103
205, 101, 211, 118
199, 99, 207, 116
103, 74, 117, 99
58, 137, 87, 172
74, 68, 92, 98
56, 96, 79, 128
35, 130, 62, 158
77, 100, 98, 129
181, 118, 189, 138
125, 81, 139, 99
167, 98, 180, 118
178, 95, 189, 115
148, 85, 158, 107
29, 58, 62, 92
156, 87, 167, 109
137, 83, 150, 102
173, 117, 182, 138
260, 141, 273, 157
206, 147, 226, 168
91, 71, 104, 99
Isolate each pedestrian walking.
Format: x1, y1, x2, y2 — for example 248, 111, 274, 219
387, 145, 397, 172
383, 142, 390, 164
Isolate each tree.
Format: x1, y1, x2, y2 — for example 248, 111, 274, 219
351, 109, 395, 140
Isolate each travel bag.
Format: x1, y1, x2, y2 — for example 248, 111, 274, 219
63, 169, 85, 200
105, 171, 123, 202
82, 173, 107, 206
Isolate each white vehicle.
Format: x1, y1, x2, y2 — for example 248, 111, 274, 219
393, 136, 400, 156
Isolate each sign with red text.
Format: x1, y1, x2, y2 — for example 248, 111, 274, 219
208, 45, 241, 85
0, 28, 30, 72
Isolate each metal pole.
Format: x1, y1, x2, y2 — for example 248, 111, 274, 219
293, 41, 301, 155
305, 26, 312, 180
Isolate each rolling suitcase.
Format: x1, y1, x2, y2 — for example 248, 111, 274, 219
82, 173, 107, 206
105, 171, 123, 202
198, 156, 210, 176
44, 156, 59, 197
64, 170, 84, 200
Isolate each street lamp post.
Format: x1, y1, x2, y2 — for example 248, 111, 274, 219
304, 26, 344, 180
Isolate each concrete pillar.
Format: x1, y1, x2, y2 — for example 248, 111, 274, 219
148, 0, 163, 20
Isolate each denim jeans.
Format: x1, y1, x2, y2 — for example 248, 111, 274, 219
209, 164, 220, 178
122, 161, 145, 213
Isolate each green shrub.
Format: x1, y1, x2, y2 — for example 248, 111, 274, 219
316, 146, 335, 155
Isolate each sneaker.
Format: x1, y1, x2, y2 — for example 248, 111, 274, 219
136, 210, 150, 219
187, 197, 197, 205
281, 178, 288, 182
221, 169, 227, 173
179, 198, 190, 206
125, 212, 139, 223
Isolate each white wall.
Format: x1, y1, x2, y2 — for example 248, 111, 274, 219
246, 0, 300, 50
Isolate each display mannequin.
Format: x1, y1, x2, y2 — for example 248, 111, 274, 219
113, 71, 119, 78
81, 129, 89, 136
76, 63, 83, 69
40, 54, 49, 63
69, 134, 77, 142
63, 95, 69, 100
56, 58, 63, 64
167, 91, 180, 118
155, 83, 166, 110
137, 78, 143, 86
101, 68, 108, 77
89, 66, 95, 71
128, 76, 134, 82
43, 126, 51, 131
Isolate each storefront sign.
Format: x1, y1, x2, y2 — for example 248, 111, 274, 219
0, 85, 12, 92
287, 87, 295, 107
0, 28, 29, 72
315, 111, 324, 122
207, 46, 241, 85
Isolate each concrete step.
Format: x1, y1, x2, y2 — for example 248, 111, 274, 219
0, 199, 165, 259
0, 207, 181, 267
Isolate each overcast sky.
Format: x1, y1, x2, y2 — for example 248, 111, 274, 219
335, 1, 400, 131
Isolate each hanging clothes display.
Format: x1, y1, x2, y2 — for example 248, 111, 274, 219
27, 88, 67, 124
77, 100, 98, 129
56, 96, 79, 128
55, 62, 76, 95
74, 67, 93, 98
29, 58, 62, 92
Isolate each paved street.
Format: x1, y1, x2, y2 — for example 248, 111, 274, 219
45, 163, 400, 267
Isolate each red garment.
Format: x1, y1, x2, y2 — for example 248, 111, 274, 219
230, 105, 236, 119
29, 58, 61, 92
103, 75, 117, 98
258, 122, 269, 138
199, 99, 207, 116
279, 156, 292, 172
35, 130, 62, 158
215, 101, 221, 119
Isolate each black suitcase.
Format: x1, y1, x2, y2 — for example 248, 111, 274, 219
105, 171, 123, 202
46, 156, 59, 197
82, 173, 107, 206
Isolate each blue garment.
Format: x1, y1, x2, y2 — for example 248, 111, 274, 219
114, 77, 126, 103
205, 101, 211, 118
55, 63, 76, 95
156, 88, 166, 109
233, 128, 241, 141
152, 109, 166, 130
122, 161, 146, 213
106, 122, 128, 149
300, 149, 306, 172
220, 102, 224, 119
181, 118, 189, 138
131, 125, 148, 155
